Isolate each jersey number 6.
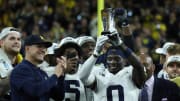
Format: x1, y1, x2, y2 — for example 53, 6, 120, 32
65, 80, 80, 101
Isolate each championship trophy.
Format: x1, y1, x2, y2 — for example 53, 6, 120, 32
101, 8, 118, 35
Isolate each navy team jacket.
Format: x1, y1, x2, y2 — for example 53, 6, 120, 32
10, 60, 65, 101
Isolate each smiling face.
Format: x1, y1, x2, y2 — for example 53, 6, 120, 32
0, 32, 21, 55
166, 62, 180, 79
25, 44, 47, 65
106, 49, 124, 74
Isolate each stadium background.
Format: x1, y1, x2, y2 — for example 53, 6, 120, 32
0, 0, 179, 64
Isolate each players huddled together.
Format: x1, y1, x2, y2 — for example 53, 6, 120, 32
0, 8, 180, 101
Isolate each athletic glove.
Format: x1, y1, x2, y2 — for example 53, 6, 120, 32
93, 35, 109, 56
108, 33, 123, 46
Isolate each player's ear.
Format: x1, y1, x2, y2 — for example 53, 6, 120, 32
25, 45, 32, 52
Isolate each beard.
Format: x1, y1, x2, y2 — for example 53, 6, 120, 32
170, 73, 179, 79
4, 47, 20, 56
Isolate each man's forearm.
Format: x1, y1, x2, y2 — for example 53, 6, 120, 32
123, 36, 137, 52
119, 44, 146, 87
122, 25, 138, 52
79, 55, 97, 83
119, 43, 142, 68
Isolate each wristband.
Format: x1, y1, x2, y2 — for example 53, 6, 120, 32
123, 48, 132, 58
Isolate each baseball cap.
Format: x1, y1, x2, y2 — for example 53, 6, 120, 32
155, 42, 175, 55
55, 37, 82, 57
24, 34, 52, 48
166, 55, 180, 66
0, 27, 21, 40
76, 36, 95, 46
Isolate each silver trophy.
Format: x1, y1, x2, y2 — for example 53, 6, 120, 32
101, 8, 118, 34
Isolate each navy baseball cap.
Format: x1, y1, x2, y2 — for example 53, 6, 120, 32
24, 34, 52, 48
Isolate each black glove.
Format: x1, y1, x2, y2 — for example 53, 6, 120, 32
115, 8, 129, 27
108, 33, 123, 46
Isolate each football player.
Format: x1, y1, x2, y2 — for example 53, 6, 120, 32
79, 33, 146, 101
76, 36, 96, 101
76, 36, 95, 63
55, 37, 108, 101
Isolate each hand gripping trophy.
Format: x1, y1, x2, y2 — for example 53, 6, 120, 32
101, 8, 127, 39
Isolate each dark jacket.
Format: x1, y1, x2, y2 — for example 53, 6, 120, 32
152, 77, 180, 101
10, 60, 65, 101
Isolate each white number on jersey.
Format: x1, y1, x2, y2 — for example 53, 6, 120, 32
107, 85, 124, 101
65, 80, 80, 101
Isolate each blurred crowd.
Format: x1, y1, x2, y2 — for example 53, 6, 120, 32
0, 0, 180, 63
0, 1, 180, 100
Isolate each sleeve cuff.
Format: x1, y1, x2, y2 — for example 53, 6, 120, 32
51, 74, 58, 85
